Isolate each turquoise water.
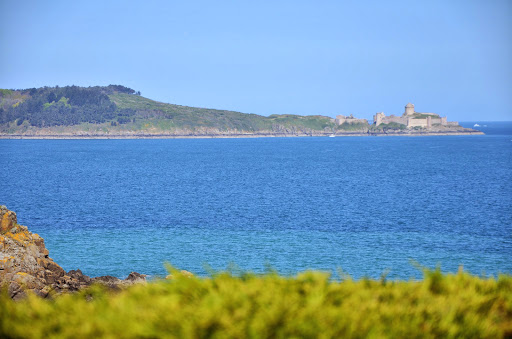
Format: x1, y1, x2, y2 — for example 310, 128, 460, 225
1, 122, 511, 279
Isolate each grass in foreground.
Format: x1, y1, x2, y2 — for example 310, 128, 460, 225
1, 268, 511, 338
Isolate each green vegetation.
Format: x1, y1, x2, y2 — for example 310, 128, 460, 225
370, 122, 407, 131
0, 85, 133, 127
266, 114, 335, 130
0, 89, 13, 96
112, 92, 271, 131
0, 85, 337, 134
111, 93, 336, 132
43, 97, 72, 110
412, 113, 440, 119
1, 268, 510, 338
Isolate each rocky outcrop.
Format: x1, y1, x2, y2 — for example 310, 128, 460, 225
0, 206, 146, 299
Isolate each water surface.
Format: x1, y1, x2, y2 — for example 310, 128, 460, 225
1, 122, 511, 279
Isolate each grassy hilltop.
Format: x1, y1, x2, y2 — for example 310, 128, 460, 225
0, 85, 337, 136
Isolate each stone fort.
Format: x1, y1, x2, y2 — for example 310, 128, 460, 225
372, 103, 458, 128
334, 114, 368, 126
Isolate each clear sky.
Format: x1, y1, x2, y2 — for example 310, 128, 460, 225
1, 0, 511, 121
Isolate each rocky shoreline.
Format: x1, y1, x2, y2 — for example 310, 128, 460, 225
0, 130, 484, 139
0, 206, 146, 299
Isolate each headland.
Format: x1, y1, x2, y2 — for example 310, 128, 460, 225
0, 85, 483, 138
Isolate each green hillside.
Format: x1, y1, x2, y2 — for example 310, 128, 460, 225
0, 85, 337, 135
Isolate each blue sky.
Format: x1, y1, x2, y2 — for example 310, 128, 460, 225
1, 0, 511, 121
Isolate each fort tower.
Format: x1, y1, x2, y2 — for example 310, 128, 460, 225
404, 103, 415, 116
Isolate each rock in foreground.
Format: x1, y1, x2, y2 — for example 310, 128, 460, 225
0, 206, 146, 299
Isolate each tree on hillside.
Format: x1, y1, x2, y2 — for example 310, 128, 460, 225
1, 85, 138, 127
47, 92, 57, 103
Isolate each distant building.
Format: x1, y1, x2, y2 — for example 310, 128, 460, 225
373, 103, 455, 128
404, 103, 415, 116
335, 114, 368, 126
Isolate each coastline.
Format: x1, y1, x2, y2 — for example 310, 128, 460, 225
0, 130, 485, 139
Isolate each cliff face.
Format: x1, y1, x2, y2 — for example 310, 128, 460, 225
0, 206, 146, 299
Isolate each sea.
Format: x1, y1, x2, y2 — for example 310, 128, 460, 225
1, 121, 511, 280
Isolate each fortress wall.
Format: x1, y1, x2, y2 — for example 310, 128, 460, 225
373, 113, 384, 126
335, 117, 346, 125
382, 116, 407, 125
446, 121, 459, 127
430, 118, 442, 125
339, 118, 368, 125
346, 119, 368, 125
407, 119, 428, 127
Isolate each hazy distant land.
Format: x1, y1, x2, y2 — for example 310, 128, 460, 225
0, 85, 482, 138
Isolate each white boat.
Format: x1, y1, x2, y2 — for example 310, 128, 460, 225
329, 134, 335, 138
473, 123, 480, 127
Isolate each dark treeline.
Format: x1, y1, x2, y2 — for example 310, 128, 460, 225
0, 85, 137, 127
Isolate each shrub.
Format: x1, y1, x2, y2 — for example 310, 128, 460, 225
0, 269, 511, 338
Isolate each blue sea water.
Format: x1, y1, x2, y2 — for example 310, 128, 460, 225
1, 121, 511, 280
